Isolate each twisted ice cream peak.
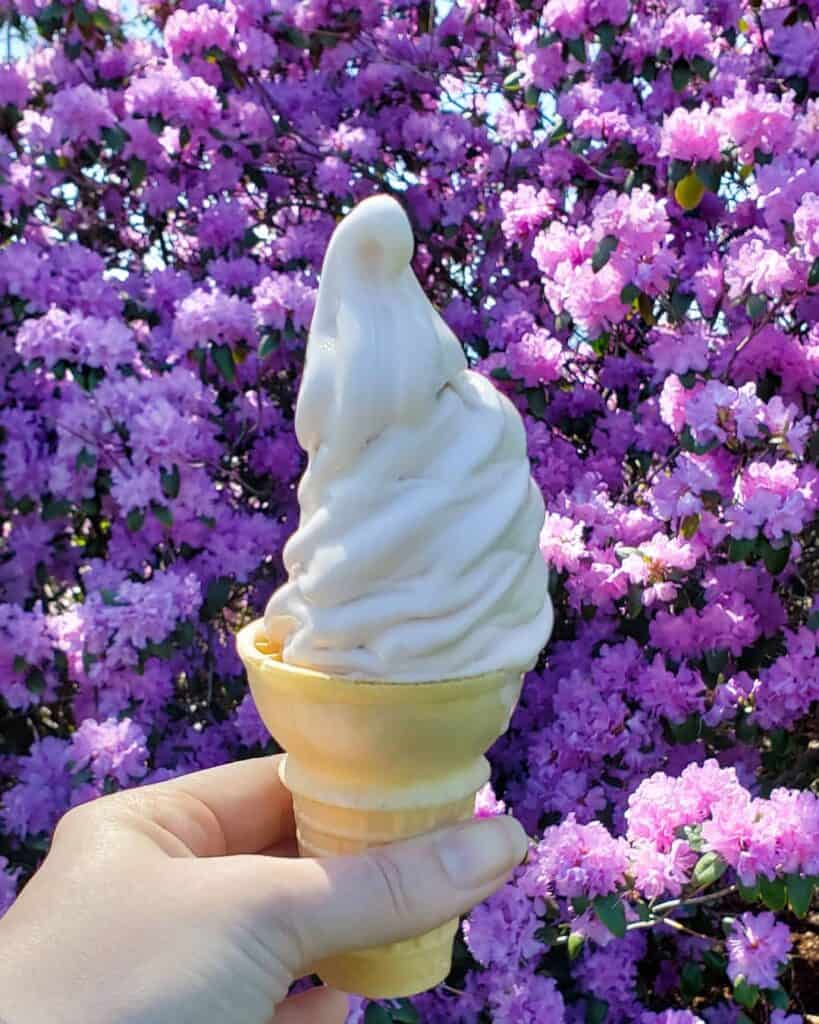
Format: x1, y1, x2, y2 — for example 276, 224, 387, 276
264, 194, 553, 682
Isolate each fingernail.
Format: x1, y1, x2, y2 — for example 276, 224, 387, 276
437, 817, 528, 889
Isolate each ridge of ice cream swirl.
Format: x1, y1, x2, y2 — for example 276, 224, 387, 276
263, 195, 553, 682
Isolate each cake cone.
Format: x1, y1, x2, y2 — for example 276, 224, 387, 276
236, 618, 524, 999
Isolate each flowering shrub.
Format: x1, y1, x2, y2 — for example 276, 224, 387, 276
1, 0, 819, 1020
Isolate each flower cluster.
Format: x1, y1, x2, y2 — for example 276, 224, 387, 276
2, 0, 819, 1021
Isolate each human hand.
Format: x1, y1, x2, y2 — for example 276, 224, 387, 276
0, 754, 528, 1024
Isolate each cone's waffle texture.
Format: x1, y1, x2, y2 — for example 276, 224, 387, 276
236, 618, 523, 999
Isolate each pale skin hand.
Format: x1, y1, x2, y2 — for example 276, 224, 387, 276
0, 754, 528, 1024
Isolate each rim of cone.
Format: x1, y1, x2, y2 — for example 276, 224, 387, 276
236, 618, 521, 704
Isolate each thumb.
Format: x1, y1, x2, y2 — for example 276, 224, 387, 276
254, 815, 528, 976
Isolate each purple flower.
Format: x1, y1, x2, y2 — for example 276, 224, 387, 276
69, 718, 149, 789
0, 857, 20, 918
726, 912, 791, 990
50, 84, 115, 142
463, 877, 541, 968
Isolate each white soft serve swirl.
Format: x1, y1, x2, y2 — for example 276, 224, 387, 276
263, 194, 554, 681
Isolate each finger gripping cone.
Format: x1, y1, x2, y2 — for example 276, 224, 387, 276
236, 619, 523, 999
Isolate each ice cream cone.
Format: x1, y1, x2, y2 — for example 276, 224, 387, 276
236, 618, 524, 999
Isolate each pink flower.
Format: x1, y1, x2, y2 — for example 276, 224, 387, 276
521, 815, 630, 900
724, 236, 797, 301
507, 329, 565, 386
719, 81, 797, 164
658, 9, 715, 61
500, 185, 557, 243
794, 191, 819, 261
474, 782, 507, 818
659, 106, 722, 163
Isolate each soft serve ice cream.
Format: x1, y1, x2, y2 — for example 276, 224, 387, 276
263, 195, 553, 682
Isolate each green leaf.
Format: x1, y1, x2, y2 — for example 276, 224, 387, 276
703, 949, 727, 972
126, 507, 144, 532
490, 366, 512, 381
211, 343, 236, 383
680, 961, 703, 999
675, 173, 705, 210
363, 1005, 391, 1024
527, 387, 548, 419
502, 69, 523, 93
571, 896, 589, 915
101, 588, 118, 606
26, 667, 46, 694
390, 999, 419, 1024
671, 288, 695, 320
148, 114, 164, 135
745, 293, 767, 322
150, 501, 173, 528
91, 6, 114, 30
568, 932, 585, 960
760, 537, 790, 575
691, 55, 713, 79
669, 158, 691, 184
809, 256, 819, 288
807, 610, 819, 631
585, 996, 609, 1024
768, 987, 790, 1011
638, 292, 655, 324
759, 874, 787, 911
681, 513, 700, 540
679, 425, 719, 455
692, 851, 727, 888
728, 537, 756, 563
42, 497, 71, 521
703, 648, 728, 680
524, 85, 540, 109
695, 160, 722, 193
737, 879, 760, 902
592, 234, 618, 273
671, 58, 692, 91
75, 447, 96, 470
128, 156, 147, 189
13, 654, 27, 674
735, 710, 758, 743
593, 894, 626, 938
733, 977, 760, 1011
549, 120, 570, 144
596, 21, 616, 50
205, 576, 232, 618
102, 125, 128, 153
160, 464, 181, 500
670, 712, 700, 744
566, 36, 587, 62
620, 282, 640, 305
786, 873, 815, 918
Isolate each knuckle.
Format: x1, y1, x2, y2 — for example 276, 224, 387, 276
368, 848, 415, 925
51, 802, 89, 843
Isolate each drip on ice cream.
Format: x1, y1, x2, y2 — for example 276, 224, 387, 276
263, 195, 553, 682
